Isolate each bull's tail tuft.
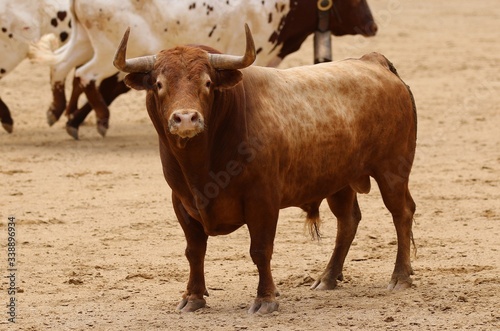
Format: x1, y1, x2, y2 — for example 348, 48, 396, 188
302, 203, 322, 240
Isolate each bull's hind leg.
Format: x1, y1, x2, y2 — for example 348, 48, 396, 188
311, 186, 361, 290
374, 170, 416, 290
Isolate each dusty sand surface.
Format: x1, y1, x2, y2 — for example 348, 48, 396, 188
1, 0, 499, 329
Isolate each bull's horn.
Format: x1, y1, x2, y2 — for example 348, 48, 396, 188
208, 24, 256, 70
113, 27, 156, 73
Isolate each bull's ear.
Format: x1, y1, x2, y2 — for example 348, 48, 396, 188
124, 73, 153, 91
214, 70, 243, 90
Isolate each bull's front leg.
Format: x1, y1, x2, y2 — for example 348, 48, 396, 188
172, 195, 209, 312
246, 205, 280, 314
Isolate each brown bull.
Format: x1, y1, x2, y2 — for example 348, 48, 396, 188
114, 25, 417, 314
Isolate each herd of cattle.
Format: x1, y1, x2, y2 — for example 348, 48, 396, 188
2, 0, 419, 315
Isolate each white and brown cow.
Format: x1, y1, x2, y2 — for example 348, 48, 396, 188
113, 25, 417, 314
35, 0, 376, 138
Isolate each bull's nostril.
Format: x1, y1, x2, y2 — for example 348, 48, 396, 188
173, 114, 182, 124
190, 112, 200, 123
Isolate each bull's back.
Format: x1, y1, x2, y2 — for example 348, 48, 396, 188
242, 54, 416, 205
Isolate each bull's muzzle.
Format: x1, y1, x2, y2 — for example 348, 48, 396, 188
168, 110, 204, 138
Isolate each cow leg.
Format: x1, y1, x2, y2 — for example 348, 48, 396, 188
374, 172, 416, 290
66, 75, 85, 119
311, 186, 361, 290
66, 105, 91, 140
66, 75, 130, 140
246, 205, 280, 314
0, 97, 13, 133
172, 194, 209, 313
47, 81, 67, 126
99, 76, 130, 104
81, 80, 110, 137
63, 76, 86, 139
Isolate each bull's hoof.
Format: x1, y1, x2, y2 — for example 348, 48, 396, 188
97, 120, 108, 137
2, 122, 13, 133
47, 110, 58, 126
387, 276, 412, 290
310, 272, 342, 290
248, 298, 279, 315
65, 124, 79, 140
310, 279, 338, 290
176, 297, 206, 313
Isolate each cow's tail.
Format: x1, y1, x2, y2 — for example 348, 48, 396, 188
28, 34, 60, 64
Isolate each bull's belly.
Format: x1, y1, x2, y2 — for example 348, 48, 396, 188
186, 172, 369, 236
279, 175, 353, 208
280, 165, 370, 208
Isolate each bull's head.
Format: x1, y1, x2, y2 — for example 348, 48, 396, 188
113, 25, 255, 142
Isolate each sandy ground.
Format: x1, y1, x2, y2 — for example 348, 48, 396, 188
1, 0, 499, 330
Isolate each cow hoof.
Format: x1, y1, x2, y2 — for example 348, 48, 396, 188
66, 125, 79, 140
176, 298, 206, 313
97, 120, 108, 137
2, 122, 13, 133
248, 299, 279, 315
47, 110, 58, 126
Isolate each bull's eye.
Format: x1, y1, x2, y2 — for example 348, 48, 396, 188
205, 80, 211, 89
156, 81, 163, 90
